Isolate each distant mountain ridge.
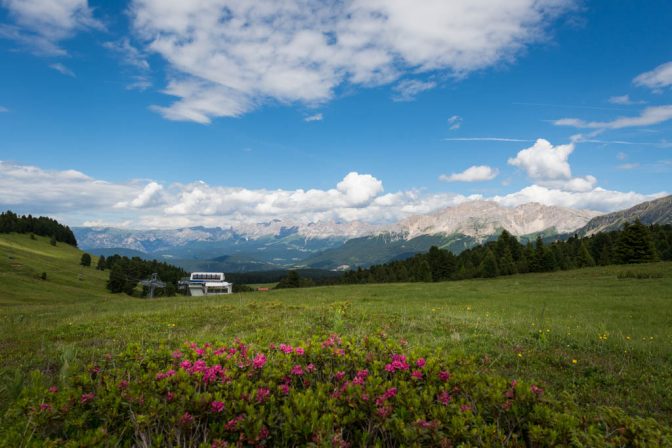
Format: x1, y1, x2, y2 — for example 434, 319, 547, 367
74, 200, 601, 271
577, 195, 672, 236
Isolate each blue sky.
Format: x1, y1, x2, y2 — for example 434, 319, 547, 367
0, 0, 671, 228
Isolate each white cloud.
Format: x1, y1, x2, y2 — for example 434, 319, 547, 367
1, 159, 664, 227
447, 115, 463, 130
392, 80, 436, 102
616, 151, 627, 161
554, 105, 672, 129
304, 113, 323, 122
492, 185, 664, 212
0, 160, 139, 212
0, 0, 102, 55
608, 95, 644, 105
439, 165, 498, 182
49, 62, 75, 77
617, 163, 639, 170
508, 138, 573, 180
115, 182, 165, 208
103, 38, 150, 71
507, 138, 598, 192
634, 61, 672, 91
130, 0, 575, 123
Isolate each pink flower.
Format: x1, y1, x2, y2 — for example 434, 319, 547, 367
279, 344, 293, 354
225, 415, 245, 431
335, 371, 346, 382
171, 350, 183, 359
438, 370, 451, 382
257, 426, 270, 441
437, 391, 451, 405
530, 384, 544, 397
416, 358, 426, 368
48, 386, 58, 394
294, 347, 305, 355
117, 380, 129, 390
256, 387, 270, 403
411, 370, 423, 380
306, 363, 316, 373
180, 360, 192, 370
279, 384, 290, 395
166, 391, 175, 402
416, 419, 438, 429
195, 348, 206, 357
290, 365, 304, 376
80, 393, 95, 404
376, 406, 393, 418
253, 353, 267, 369
211, 400, 225, 413
180, 412, 193, 426
356, 369, 369, 379
460, 404, 472, 413
39, 403, 52, 412
335, 348, 345, 357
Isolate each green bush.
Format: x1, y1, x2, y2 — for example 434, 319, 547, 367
4, 336, 670, 447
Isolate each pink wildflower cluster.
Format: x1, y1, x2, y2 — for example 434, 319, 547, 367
225, 415, 245, 431
256, 387, 270, 403
375, 387, 398, 406
415, 419, 439, 430
155, 369, 176, 381
80, 393, 95, 404
384, 354, 410, 373
322, 334, 342, 348
438, 370, 451, 382
530, 384, 544, 397
290, 365, 304, 376
253, 353, 267, 369
278, 344, 293, 354
211, 400, 225, 413
437, 391, 451, 405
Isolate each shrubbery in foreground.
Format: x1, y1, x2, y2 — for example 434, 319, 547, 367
5, 335, 670, 447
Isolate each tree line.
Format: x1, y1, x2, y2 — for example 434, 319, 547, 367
0, 210, 77, 246
103, 254, 188, 297
339, 221, 670, 285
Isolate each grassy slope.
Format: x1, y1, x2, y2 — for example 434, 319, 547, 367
1, 233, 672, 425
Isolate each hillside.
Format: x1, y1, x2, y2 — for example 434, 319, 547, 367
0, 233, 111, 305
578, 195, 672, 236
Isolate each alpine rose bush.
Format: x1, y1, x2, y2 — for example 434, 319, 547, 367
8, 335, 671, 447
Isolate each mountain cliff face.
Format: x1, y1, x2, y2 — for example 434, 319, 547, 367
396, 201, 598, 239
577, 195, 672, 236
74, 200, 601, 271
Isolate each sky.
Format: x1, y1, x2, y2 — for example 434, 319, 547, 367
0, 0, 671, 229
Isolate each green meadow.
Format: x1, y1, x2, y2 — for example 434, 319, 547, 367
1, 232, 672, 429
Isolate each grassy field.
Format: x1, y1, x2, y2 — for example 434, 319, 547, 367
1, 232, 672, 429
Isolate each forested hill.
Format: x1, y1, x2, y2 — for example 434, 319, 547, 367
0, 211, 77, 246
340, 221, 671, 285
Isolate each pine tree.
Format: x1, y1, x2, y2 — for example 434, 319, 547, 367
498, 244, 517, 275
479, 249, 499, 278
576, 241, 595, 267
614, 220, 659, 264
80, 253, 92, 267
107, 264, 127, 293
96, 255, 107, 271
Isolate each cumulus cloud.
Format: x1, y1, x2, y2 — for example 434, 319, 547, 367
507, 138, 598, 192
103, 38, 150, 71
115, 182, 165, 208
0, 160, 139, 212
2, 158, 663, 229
447, 115, 463, 130
0, 0, 102, 55
439, 165, 498, 182
392, 80, 436, 102
554, 105, 672, 129
634, 61, 672, 91
304, 113, 323, 122
49, 62, 75, 77
129, 0, 575, 123
492, 185, 664, 212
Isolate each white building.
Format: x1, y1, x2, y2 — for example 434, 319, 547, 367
186, 272, 233, 296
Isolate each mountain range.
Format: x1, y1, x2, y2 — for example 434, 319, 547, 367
75, 197, 671, 272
